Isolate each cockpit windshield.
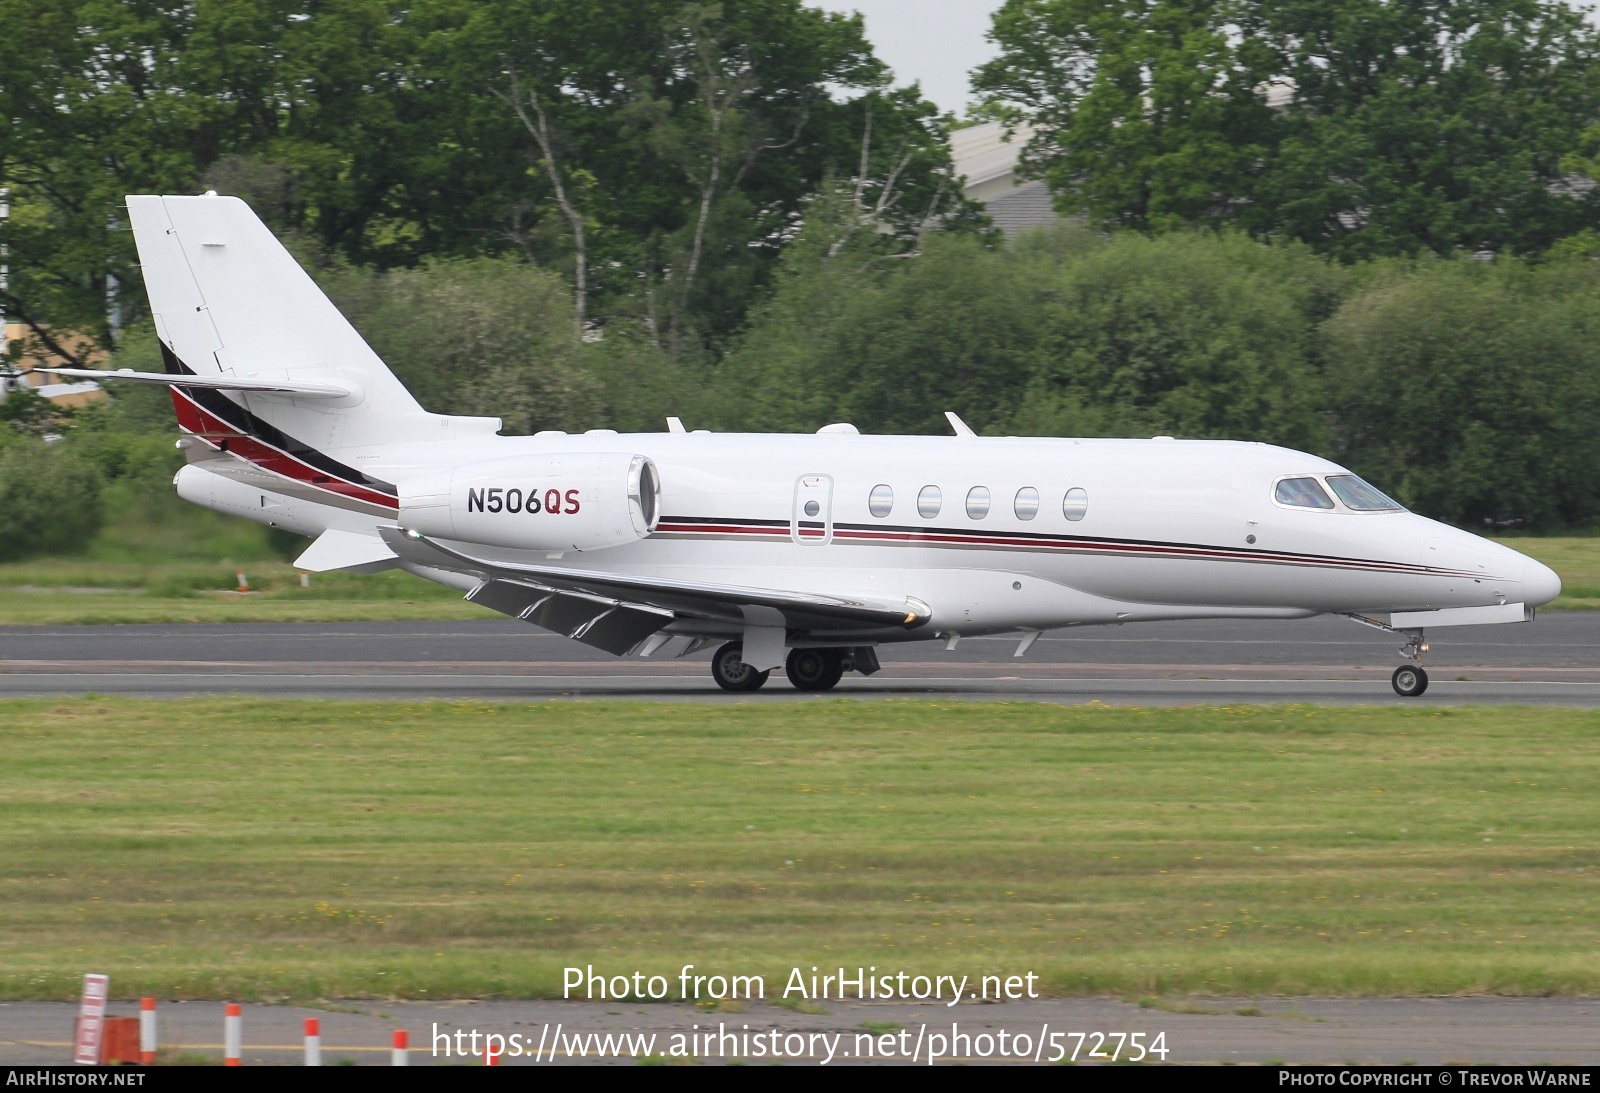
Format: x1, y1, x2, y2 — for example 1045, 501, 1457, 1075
1326, 474, 1404, 512
1274, 476, 1335, 509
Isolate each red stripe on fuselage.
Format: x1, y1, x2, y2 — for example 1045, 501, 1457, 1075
171, 388, 398, 511
654, 518, 1490, 579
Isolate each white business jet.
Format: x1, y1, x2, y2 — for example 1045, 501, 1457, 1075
43, 195, 1562, 697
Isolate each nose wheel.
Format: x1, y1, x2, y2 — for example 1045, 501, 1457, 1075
711, 642, 770, 692
1391, 664, 1429, 697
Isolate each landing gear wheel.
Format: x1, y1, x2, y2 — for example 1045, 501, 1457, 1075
785, 648, 844, 691
711, 642, 770, 692
1391, 664, 1429, 697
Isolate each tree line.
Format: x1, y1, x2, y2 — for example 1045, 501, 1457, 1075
7, 0, 1600, 557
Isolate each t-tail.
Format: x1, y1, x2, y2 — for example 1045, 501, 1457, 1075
42, 194, 500, 516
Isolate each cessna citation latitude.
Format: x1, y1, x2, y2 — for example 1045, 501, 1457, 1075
44, 194, 1563, 697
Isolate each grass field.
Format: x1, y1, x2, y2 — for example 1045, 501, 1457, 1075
4, 535, 1600, 626
0, 484, 473, 624
2, 699, 1598, 1001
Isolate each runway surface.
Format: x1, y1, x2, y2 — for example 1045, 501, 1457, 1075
2, 612, 1598, 704
3, 997, 1597, 1065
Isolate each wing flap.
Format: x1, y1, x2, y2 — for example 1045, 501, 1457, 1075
379, 527, 931, 639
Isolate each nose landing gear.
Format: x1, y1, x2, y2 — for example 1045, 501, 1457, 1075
1391, 630, 1429, 696
1391, 663, 1429, 697
1342, 614, 1433, 698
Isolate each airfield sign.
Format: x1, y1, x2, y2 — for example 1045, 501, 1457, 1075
72, 973, 109, 1065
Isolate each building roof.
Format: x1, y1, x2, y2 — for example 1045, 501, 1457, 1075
950, 120, 1036, 191
949, 120, 1060, 237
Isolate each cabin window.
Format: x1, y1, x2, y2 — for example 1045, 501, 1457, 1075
868, 484, 894, 518
1274, 476, 1335, 509
1062, 487, 1088, 521
1326, 474, 1404, 512
1014, 487, 1040, 521
918, 485, 942, 519
966, 486, 991, 520
803, 500, 820, 517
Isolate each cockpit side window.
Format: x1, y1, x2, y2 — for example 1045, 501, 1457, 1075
1326, 474, 1403, 511
1274, 476, 1335, 509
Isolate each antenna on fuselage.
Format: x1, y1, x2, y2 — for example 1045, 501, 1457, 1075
666, 416, 686, 433
944, 411, 976, 438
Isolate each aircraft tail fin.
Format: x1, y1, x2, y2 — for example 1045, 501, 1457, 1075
126, 194, 499, 454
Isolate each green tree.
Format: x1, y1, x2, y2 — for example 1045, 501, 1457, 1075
317, 255, 702, 434
1323, 258, 1600, 529
975, 0, 1600, 259
0, 438, 105, 560
1004, 229, 1337, 448
974, 0, 1273, 232
718, 218, 1335, 447
1246, 0, 1600, 260
0, 0, 359, 358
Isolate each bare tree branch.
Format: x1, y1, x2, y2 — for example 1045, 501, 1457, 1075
493, 71, 588, 343
0, 291, 90, 368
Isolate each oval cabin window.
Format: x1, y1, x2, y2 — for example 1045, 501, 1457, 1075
966, 486, 991, 520
868, 484, 894, 518
1062, 487, 1088, 521
1014, 487, 1039, 521
917, 485, 942, 519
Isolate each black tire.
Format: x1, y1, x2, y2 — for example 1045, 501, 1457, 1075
712, 642, 770, 692
1391, 664, 1429, 697
785, 648, 844, 691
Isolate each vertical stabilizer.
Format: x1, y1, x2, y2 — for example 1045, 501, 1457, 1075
127, 194, 496, 453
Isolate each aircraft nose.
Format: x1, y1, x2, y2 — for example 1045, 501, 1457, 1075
1521, 558, 1562, 607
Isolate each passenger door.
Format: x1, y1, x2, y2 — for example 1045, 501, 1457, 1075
792, 474, 833, 545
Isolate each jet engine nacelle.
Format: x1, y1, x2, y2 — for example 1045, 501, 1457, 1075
399, 452, 659, 552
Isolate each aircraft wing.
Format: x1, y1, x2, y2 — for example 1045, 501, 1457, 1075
377, 526, 932, 655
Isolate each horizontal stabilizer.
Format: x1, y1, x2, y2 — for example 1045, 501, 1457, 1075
294, 529, 399, 573
32, 367, 357, 400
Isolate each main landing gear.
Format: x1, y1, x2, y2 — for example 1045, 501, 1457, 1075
711, 642, 770, 692
709, 643, 861, 692
784, 647, 845, 692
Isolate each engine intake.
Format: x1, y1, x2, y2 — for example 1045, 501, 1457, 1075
400, 452, 659, 552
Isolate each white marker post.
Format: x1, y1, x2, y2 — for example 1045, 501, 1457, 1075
304, 1017, 321, 1066
72, 974, 109, 1065
392, 1029, 408, 1066
139, 997, 157, 1065
224, 1002, 242, 1066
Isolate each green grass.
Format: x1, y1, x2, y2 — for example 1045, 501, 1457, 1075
1494, 537, 1600, 608
2, 699, 1598, 1000
0, 483, 472, 624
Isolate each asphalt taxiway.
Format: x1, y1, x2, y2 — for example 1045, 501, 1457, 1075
1, 613, 1597, 704
2, 997, 1597, 1065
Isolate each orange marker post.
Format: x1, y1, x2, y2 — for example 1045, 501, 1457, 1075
138, 998, 156, 1065
392, 1029, 408, 1066
304, 1017, 320, 1066
223, 1003, 242, 1066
